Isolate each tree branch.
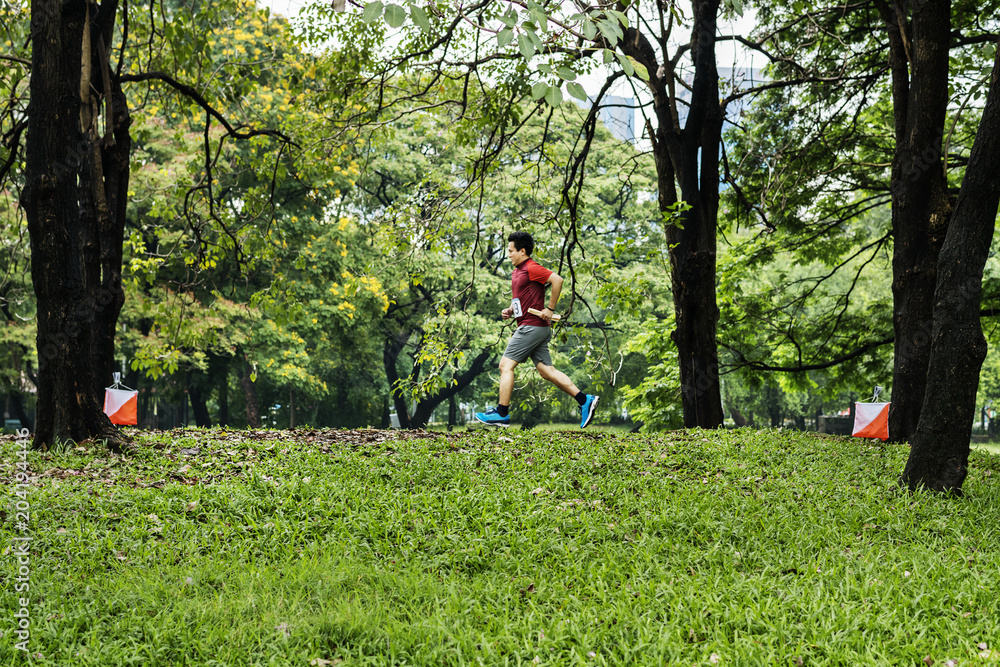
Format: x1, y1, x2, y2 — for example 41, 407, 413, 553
723, 337, 894, 373
119, 71, 297, 144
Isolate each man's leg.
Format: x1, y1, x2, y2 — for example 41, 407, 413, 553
534, 362, 579, 396
499, 356, 519, 406
475, 356, 519, 426
536, 362, 599, 428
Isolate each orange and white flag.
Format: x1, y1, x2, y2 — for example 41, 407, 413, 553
853, 386, 889, 440
853, 402, 889, 440
104, 373, 138, 426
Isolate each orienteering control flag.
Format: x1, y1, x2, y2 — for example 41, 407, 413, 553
853, 401, 889, 440
104, 373, 138, 425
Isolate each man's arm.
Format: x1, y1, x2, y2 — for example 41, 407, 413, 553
542, 273, 563, 321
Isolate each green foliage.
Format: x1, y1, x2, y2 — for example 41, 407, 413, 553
716, 216, 895, 399
619, 318, 684, 431
341, 0, 651, 112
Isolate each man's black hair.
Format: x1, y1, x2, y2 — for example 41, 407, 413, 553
508, 231, 534, 257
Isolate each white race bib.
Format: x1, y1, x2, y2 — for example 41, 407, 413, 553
511, 298, 523, 318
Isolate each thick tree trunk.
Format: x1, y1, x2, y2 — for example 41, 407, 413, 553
878, 0, 953, 441
622, 0, 725, 429
666, 0, 725, 428
901, 44, 1000, 493
21, 0, 131, 451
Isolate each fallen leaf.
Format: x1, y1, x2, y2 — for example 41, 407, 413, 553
923, 657, 934, 666
186, 501, 198, 511
710, 653, 721, 664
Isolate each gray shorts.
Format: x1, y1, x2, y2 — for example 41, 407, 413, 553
503, 325, 552, 366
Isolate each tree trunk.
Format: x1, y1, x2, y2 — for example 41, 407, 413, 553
408, 350, 491, 427
901, 43, 1000, 493
621, 0, 725, 429
383, 332, 413, 428
187, 374, 213, 427
878, 0, 953, 441
218, 363, 230, 426
21, 0, 131, 451
236, 350, 260, 428
8, 390, 34, 432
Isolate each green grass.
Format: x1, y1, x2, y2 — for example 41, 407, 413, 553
3, 427, 1000, 666
972, 442, 1000, 455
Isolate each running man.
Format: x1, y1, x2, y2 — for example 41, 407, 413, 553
475, 231, 599, 428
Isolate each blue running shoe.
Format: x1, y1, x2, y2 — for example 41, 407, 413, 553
475, 407, 510, 427
580, 394, 599, 428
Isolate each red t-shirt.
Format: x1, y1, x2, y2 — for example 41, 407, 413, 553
511, 258, 553, 326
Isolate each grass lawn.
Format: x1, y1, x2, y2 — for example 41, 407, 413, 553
2, 427, 1000, 666
972, 442, 1000, 456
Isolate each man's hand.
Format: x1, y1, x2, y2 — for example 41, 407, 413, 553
527, 307, 561, 322
502, 307, 513, 320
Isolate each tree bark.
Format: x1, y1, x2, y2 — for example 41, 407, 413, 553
383, 332, 413, 428
187, 373, 213, 427
21, 0, 131, 451
237, 352, 261, 428
8, 390, 34, 432
877, 0, 954, 441
217, 361, 230, 426
621, 0, 725, 428
901, 43, 1000, 493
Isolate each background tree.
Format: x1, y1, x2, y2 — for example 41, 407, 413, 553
901, 42, 1000, 493
1, 0, 298, 449
728, 1, 999, 442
